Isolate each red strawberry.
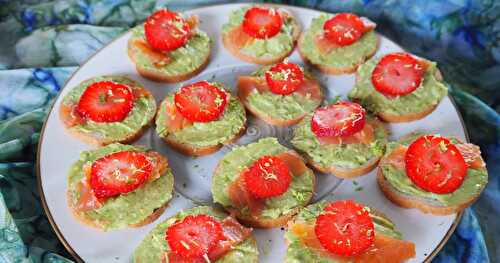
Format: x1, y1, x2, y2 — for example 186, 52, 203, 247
90, 151, 153, 199
405, 135, 467, 194
243, 155, 292, 199
371, 52, 425, 96
166, 214, 224, 260
76, 81, 133, 123
323, 13, 365, 46
174, 81, 228, 123
144, 9, 192, 52
315, 200, 375, 256
242, 7, 282, 39
311, 101, 366, 137
265, 61, 305, 95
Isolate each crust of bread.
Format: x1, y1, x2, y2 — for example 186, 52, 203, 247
302, 118, 388, 178
240, 78, 323, 127
161, 124, 246, 156
353, 63, 443, 123
298, 32, 379, 75
222, 15, 300, 65
127, 38, 210, 83
59, 86, 156, 146
377, 169, 483, 215
218, 151, 316, 228
67, 153, 171, 230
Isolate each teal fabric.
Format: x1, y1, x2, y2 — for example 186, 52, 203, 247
0, 0, 498, 262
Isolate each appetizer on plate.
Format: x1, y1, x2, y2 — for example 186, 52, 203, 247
349, 52, 448, 122
285, 200, 416, 262
237, 60, 323, 126
59, 76, 156, 146
212, 137, 315, 228
133, 206, 258, 263
66, 144, 174, 230
298, 13, 379, 74
127, 9, 211, 82
155, 81, 246, 156
378, 134, 488, 215
222, 5, 300, 65
292, 101, 388, 178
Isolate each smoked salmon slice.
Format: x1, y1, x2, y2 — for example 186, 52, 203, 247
291, 222, 415, 262
317, 121, 376, 145
60, 103, 85, 127
380, 145, 407, 171
237, 75, 322, 102
163, 100, 193, 133
456, 143, 485, 169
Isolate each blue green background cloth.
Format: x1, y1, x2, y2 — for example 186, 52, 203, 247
0, 0, 498, 262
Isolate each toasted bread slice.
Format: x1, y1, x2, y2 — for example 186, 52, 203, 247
298, 33, 379, 75
353, 59, 444, 123
127, 43, 210, 83
222, 9, 300, 65
301, 119, 388, 178
377, 169, 484, 215
59, 78, 157, 146
67, 149, 173, 230
161, 124, 246, 156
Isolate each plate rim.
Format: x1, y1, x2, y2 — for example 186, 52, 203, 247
36, 3, 466, 262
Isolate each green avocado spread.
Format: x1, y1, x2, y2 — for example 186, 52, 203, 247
133, 206, 259, 263
67, 144, 174, 231
285, 202, 402, 263
62, 76, 156, 142
212, 137, 315, 219
291, 114, 387, 170
348, 57, 448, 116
129, 25, 211, 76
298, 14, 378, 69
380, 134, 488, 206
222, 7, 297, 59
244, 66, 322, 121
155, 84, 246, 148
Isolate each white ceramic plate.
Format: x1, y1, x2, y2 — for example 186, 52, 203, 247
38, 3, 465, 263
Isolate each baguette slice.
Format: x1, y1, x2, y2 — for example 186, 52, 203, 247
300, 118, 388, 178
67, 146, 173, 230
353, 58, 444, 123
222, 8, 301, 65
298, 33, 379, 75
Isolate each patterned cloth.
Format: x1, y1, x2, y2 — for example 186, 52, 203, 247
0, 0, 498, 262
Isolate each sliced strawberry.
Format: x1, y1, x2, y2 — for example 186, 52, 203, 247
371, 53, 425, 96
144, 9, 192, 52
174, 81, 228, 123
323, 13, 365, 46
76, 81, 133, 123
265, 62, 305, 95
405, 135, 467, 194
311, 101, 366, 137
89, 151, 153, 199
242, 7, 282, 39
166, 214, 224, 260
243, 155, 292, 199
315, 200, 374, 256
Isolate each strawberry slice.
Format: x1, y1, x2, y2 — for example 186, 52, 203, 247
76, 81, 133, 123
242, 7, 282, 39
166, 214, 224, 260
265, 61, 305, 95
89, 151, 153, 199
323, 13, 365, 46
144, 9, 192, 52
311, 101, 366, 137
243, 155, 292, 199
371, 53, 425, 96
174, 81, 228, 123
405, 135, 467, 194
315, 200, 375, 256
